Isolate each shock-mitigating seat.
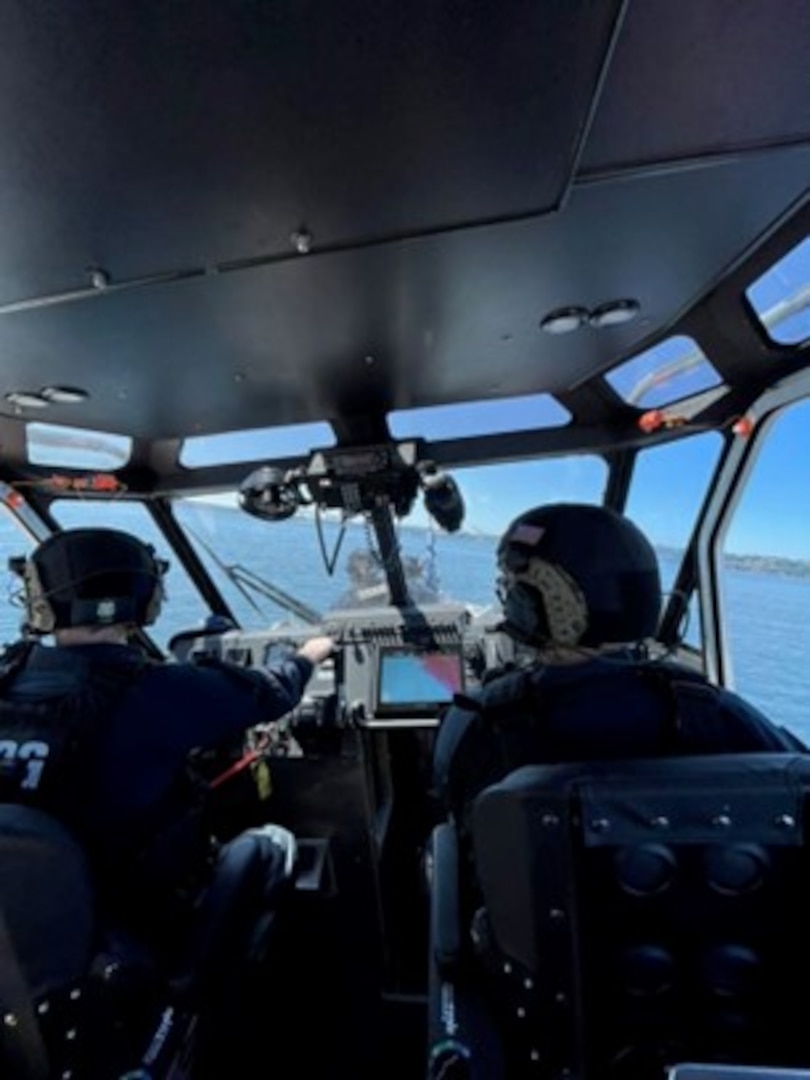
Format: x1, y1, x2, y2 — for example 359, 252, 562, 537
427, 753, 810, 1080
0, 804, 298, 1079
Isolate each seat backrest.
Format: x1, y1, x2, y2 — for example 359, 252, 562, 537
0, 803, 96, 999
471, 753, 810, 1080
0, 804, 173, 1080
0, 804, 98, 1079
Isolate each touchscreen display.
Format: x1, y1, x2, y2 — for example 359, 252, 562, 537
377, 647, 464, 713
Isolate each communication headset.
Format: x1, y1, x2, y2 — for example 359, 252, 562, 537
498, 554, 589, 647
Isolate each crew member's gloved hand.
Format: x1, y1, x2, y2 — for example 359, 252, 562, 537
297, 636, 337, 665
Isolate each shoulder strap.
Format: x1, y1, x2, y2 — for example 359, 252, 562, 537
478, 657, 723, 752
438, 657, 747, 821
632, 660, 721, 752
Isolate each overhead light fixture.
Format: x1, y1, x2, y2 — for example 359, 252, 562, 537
539, 306, 589, 334
40, 386, 90, 404
589, 299, 641, 328
4, 391, 49, 409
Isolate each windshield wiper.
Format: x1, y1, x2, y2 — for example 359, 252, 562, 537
222, 563, 322, 625
188, 527, 322, 626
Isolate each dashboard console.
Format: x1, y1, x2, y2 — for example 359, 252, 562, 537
171, 601, 511, 730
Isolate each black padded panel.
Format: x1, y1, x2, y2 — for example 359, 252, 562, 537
584, 0, 810, 172
471, 755, 810, 1078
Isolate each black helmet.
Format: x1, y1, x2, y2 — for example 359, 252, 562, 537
496, 503, 661, 648
17, 528, 168, 634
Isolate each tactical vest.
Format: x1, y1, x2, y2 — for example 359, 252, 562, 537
0, 641, 153, 823
0, 642, 212, 941
439, 657, 801, 827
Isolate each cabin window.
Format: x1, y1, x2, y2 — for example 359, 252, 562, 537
180, 422, 335, 467
606, 336, 721, 409
49, 500, 209, 650
718, 399, 810, 743
419, 455, 608, 610
625, 432, 723, 652
746, 236, 810, 345
174, 495, 349, 630
172, 455, 608, 627
388, 393, 570, 440
26, 423, 132, 470
0, 500, 36, 645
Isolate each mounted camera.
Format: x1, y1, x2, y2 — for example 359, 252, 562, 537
238, 465, 302, 521
237, 440, 465, 533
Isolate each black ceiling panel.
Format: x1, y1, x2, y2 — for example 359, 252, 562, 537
0, 0, 621, 304
2, 148, 808, 439
583, 0, 810, 173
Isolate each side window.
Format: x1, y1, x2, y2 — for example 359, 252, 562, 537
625, 432, 723, 651
0, 504, 36, 646
720, 400, 810, 743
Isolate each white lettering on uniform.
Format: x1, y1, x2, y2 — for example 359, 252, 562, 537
18, 741, 50, 789
0, 739, 50, 790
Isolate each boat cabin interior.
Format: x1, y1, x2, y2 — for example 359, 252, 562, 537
1, 3, 809, 1078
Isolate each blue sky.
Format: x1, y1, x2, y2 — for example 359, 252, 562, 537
629, 407, 809, 561
392, 390, 809, 560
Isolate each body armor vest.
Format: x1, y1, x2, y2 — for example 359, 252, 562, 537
0, 641, 152, 824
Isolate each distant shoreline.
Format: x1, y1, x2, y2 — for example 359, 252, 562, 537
657, 546, 810, 579
449, 528, 810, 578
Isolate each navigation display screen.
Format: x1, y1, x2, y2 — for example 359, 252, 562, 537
376, 646, 464, 715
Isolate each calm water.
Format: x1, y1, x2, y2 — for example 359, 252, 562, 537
0, 510, 807, 743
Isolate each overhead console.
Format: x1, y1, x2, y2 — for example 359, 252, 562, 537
238, 439, 466, 534
171, 601, 507, 731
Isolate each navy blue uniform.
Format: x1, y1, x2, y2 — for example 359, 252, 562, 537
0, 641, 313, 942
2, 641, 311, 842
433, 651, 800, 826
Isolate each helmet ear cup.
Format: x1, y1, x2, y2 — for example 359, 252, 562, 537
501, 560, 589, 648
141, 571, 164, 626
21, 557, 57, 634
502, 581, 549, 644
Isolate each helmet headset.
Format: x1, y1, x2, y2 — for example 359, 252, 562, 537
13, 529, 168, 635
497, 504, 661, 649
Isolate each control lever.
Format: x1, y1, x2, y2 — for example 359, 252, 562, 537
290, 693, 344, 753
348, 700, 367, 726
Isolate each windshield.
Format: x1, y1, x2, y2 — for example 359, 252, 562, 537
175, 453, 610, 630
3, 429, 807, 743
21, 455, 606, 649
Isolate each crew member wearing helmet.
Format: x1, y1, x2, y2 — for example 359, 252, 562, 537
433, 503, 796, 826
0, 527, 335, 947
